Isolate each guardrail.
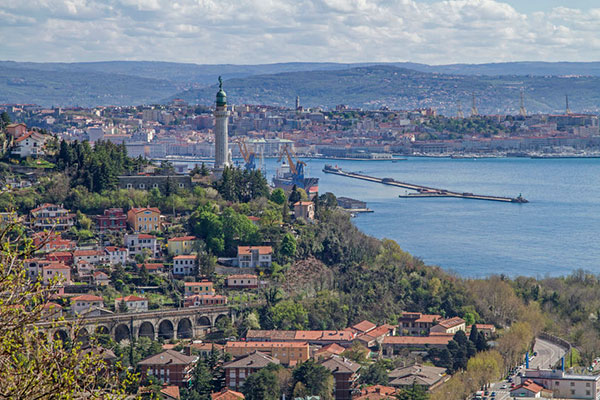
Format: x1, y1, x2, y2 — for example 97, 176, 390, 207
538, 331, 572, 368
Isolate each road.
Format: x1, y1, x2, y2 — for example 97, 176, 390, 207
476, 338, 567, 400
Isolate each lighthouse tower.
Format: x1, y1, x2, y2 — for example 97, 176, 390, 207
214, 76, 230, 171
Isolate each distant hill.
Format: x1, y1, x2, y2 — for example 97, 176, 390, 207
0, 65, 177, 107
2, 60, 600, 111
173, 65, 600, 114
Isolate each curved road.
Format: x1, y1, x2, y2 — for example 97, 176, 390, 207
483, 337, 567, 400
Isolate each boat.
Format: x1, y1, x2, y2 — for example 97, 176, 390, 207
273, 146, 319, 197
511, 194, 529, 203
323, 164, 342, 173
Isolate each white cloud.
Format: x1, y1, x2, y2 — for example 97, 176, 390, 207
0, 0, 599, 64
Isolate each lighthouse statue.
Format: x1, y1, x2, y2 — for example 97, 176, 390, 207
214, 76, 230, 171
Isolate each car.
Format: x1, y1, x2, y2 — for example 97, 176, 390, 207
507, 377, 513, 383
491, 392, 496, 397
533, 351, 538, 356
510, 383, 515, 388
484, 391, 489, 395
501, 384, 507, 389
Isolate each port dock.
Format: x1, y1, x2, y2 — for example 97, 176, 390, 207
323, 166, 528, 203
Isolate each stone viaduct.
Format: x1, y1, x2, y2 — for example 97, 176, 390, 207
38, 305, 233, 343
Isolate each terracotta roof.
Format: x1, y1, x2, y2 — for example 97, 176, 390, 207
161, 386, 181, 400
436, 317, 465, 329
129, 207, 160, 214
227, 274, 258, 279
93, 271, 109, 278
474, 324, 495, 330
383, 336, 452, 346
510, 379, 544, 394
136, 234, 156, 239
42, 302, 63, 309
138, 350, 197, 366
46, 251, 72, 257
185, 281, 213, 286
237, 246, 272, 255
400, 312, 441, 323
315, 343, 346, 355
116, 295, 147, 302
104, 246, 127, 252
74, 250, 104, 257
211, 388, 245, 400
356, 385, 397, 400
168, 236, 197, 242
247, 216, 260, 221
246, 330, 296, 341
225, 341, 308, 349
42, 263, 69, 270
190, 342, 224, 351
71, 294, 104, 302
389, 364, 447, 387
174, 255, 196, 259
352, 320, 376, 333
137, 263, 164, 270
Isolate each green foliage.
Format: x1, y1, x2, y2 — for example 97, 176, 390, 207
213, 166, 269, 203
188, 358, 213, 399
55, 139, 145, 193
396, 382, 430, 400
292, 360, 334, 400
271, 300, 308, 330
270, 188, 286, 205
279, 233, 297, 260
360, 359, 390, 385
242, 366, 281, 400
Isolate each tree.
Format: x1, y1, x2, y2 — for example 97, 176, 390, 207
271, 300, 308, 330
242, 366, 280, 400
270, 188, 286, 205
279, 233, 297, 260
360, 359, 389, 385
396, 381, 429, 400
0, 220, 135, 398
292, 360, 334, 400
189, 358, 213, 399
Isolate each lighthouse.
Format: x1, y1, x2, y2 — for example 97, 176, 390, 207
214, 76, 230, 171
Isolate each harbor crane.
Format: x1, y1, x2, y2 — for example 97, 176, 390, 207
277, 144, 306, 187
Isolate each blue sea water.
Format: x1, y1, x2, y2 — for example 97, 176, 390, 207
264, 157, 600, 278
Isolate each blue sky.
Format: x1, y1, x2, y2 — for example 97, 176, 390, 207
1, 0, 599, 65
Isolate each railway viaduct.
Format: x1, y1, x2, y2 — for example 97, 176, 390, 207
37, 305, 234, 343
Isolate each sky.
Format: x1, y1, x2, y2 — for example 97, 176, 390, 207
1, 0, 600, 65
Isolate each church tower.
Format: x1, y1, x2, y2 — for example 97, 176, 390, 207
214, 76, 230, 170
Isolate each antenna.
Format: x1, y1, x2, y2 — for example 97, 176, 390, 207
457, 101, 464, 119
519, 89, 527, 117
471, 93, 478, 116
565, 94, 571, 115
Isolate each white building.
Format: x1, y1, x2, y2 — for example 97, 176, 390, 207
173, 255, 197, 276
522, 369, 600, 399
236, 246, 272, 268
115, 295, 148, 313
104, 246, 129, 266
71, 294, 104, 315
12, 131, 47, 157
73, 249, 106, 265
124, 233, 160, 258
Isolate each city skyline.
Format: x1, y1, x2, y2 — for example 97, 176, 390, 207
2, 0, 600, 65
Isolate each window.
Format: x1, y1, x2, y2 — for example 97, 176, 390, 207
152, 183, 158, 188
139, 183, 145, 189
126, 184, 133, 189
179, 183, 185, 188
572, 382, 575, 386
571, 390, 575, 395
587, 390, 591, 395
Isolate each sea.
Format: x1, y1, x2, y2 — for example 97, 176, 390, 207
260, 156, 600, 278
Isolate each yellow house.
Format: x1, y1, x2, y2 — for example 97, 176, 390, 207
127, 207, 161, 232
167, 236, 198, 256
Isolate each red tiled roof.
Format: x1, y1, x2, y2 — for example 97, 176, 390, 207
161, 386, 181, 400
116, 295, 147, 302
71, 294, 104, 302
185, 281, 213, 286
227, 274, 258, 279
129, 207, 160, 214
510, 379, 544, 394
137, 263, 164, 270
74, 250, 104, 257
237, 246, 273, 255
352, 320, 376, 333
437, 317, 465, 329
383, 336, 453, 345
168, 236, 197, 242
136, 234, 156, 239
174, 255, 196, 259
211, 388, 245, 400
